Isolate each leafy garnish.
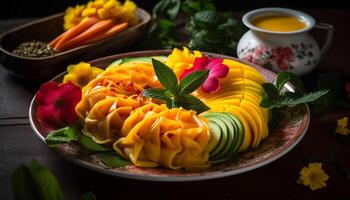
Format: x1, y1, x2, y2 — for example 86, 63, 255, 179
141, 58, 210, 113
178, 70, 209, 94
45, 126, 112, 152
96, 152, 131, 168
152, 59, 178, 93
260, 72, 329, 131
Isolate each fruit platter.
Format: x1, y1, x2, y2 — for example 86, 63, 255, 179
29, 48, 311, 181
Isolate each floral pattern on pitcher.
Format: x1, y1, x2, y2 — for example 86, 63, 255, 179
239, 42, 318, 71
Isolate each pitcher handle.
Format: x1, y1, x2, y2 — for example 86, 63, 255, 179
315, 23, 334, 57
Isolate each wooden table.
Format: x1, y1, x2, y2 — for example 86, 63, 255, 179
1, 9, 350, 200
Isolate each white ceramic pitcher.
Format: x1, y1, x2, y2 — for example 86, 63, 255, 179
237, 8, 333, 76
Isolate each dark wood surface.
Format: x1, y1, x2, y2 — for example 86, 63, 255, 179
1, 10, 350, 200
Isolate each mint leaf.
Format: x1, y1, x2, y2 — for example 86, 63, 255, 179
276, 72, 304, 94
45, 127, 79, 146
79, 134, 112, 152
260, 98, 277, 109
176, 94, 210, 113
277, 90, 329, 108
152, 58, 178, 93
152, 0, 181, 20
96, 153, 131, 168
81, 191, 96, 200
141, 88, 167, 100
30, 159, 64, 200
12, 164, 36, 200
262, 83, 279, 100
268, 108, 280, 132
179, 70, 209, 95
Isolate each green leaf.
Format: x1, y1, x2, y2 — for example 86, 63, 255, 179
79, 134, 112, 152
181, 0, 216, 14
276, 72, 305, 94
277, 90, 329, 108
260, 98, 277, 109
268, 108, 280, 133
96, 153, 131, 168
152, 0, 180, 20
157, 19, 175, 37
45, 127, 79, 146
176, 94, 210, 114
30, 159, 64, 200
81, 191, 96, 200
152, 58, 178, 93
178, 70, 209, 95
193, 11, 225, 29
262, 83, 280, 100
141, 88, 167, 100
12, 164, 37, 200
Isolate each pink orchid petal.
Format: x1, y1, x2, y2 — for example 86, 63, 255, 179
210, 63, 229, 78
206, 58, 223, 70
201, 77, 219, 93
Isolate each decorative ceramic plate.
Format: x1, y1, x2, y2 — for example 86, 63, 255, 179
29, 50, 310, 181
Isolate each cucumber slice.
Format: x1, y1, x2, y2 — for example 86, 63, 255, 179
206, 121, 221, 153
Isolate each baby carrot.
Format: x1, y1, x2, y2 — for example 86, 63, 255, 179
54, 19, 114, 52
85, 22, 128, 43
49, 32, 66, 47
54, 17, 100, 51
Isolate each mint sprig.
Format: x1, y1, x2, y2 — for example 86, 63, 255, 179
141, 58, 210, 113
260, 72, 329, 131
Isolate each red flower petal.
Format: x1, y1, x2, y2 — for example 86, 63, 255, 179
36, 82, 82, 128
36, 81, 61, 106
37, 104, 61, 127
193, 56, 209, 70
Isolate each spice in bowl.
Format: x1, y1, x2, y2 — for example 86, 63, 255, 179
12, 40, 56, 57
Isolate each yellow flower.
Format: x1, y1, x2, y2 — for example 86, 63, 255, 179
336, 117, 349, 135
117, 0, 139, 25
166, 47, 202, 77
63, 5, 85, 30
63, 62, 104, 87
297, 163, 329, 191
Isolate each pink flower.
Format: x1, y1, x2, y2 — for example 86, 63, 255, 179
36, 81, 82, 128
271, 47, 295, 70
179, 56, 229, 93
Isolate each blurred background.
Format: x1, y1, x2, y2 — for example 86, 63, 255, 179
1, 0, 349, 18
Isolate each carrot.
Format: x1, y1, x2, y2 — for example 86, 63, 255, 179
54, 19, 114, 52
54, 17, 100, 51
84, 22, 128, 44
49, 32, 66, 47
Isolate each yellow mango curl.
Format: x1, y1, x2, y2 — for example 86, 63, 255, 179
63, 0, 139, 30
113, 105, 211, 169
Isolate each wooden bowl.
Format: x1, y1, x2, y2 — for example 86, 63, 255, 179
0, 8, 151, 80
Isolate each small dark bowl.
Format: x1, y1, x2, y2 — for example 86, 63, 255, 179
0, 8, 151, 80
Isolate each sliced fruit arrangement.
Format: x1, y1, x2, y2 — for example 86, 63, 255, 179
201, 112, 244, 162
196, 59, 268, 152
